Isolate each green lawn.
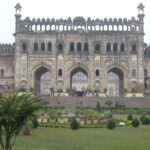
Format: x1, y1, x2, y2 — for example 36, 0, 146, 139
14, 126, 150, 150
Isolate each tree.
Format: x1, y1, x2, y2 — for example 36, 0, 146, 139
0, 92, 43, 150
127, 114, 133, 121
96, 101, 101, 112
70, 119, 79, 130
132, 118, 140, 127
140, 116, 150, 125
107, 119, 116, 130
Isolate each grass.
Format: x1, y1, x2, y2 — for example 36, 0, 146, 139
13, 126, 150, 150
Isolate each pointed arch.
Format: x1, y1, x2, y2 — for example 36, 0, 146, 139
70, 66, 88, 92
34, 66, 52, 95
107, 67, 124, 96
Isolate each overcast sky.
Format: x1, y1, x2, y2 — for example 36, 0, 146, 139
0, 0, 149, 44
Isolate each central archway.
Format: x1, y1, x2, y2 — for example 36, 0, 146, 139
107, 67, 124, 96
70, 67, 88, 92
34, 67, 51, 95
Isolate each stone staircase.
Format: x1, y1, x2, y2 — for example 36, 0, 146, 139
41, 96, 150, 108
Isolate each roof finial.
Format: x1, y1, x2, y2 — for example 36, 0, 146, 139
15, 3, 22, 15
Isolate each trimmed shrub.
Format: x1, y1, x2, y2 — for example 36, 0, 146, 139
96, 101, 101, 112
140, 115, 146, 122
132, 118, 140, 127
127, 114, 133, 121
107, 119, 116, 130
141, 116, 150, 125
70, 119, 79, 130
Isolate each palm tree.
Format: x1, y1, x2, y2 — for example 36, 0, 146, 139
0, 92, 44, 150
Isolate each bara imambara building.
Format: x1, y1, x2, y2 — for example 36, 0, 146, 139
0, 3, 150, 97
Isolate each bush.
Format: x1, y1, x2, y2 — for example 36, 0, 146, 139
96, 101, 101, 112
70, 119, 79, 130
127, 114, 133, 121
140, 115, 146, 122
32, 118, 39, 128
141, 116, 150, 125
132, 118, 140, 127
107, 119, 116, 130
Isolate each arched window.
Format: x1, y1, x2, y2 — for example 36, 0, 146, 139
113, 43, 118, 52
84, 43, 89, 51
1, 69, 4, 77
70, 42, 74, 51
48, 42, 52, 51
95, 43, 100, 51
95, 69, 99, 76
58, 43, 63, 51
106, 43, 111, 52
77, 42, 82, 51
132, 44, 137, 52
41, 42, 45, 51
120, 43, 125, 52
132, 70, 136, 78
58, 69, 62, 76
22, 43, 27, 51
34, 43, 38, 51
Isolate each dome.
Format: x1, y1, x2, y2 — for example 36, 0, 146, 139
15, 3, 22, 10
73, 17, 86, 26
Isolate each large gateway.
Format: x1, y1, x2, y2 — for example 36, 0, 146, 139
0, 3, 150, 97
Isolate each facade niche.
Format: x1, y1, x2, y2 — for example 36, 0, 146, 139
77, 42, 82, 51
144, 69, 148, 78
70, 42, 74, 51
95, 69, 99, 76
106, 43, 111, 52
48, 42, 52, 51
58, 69, 62, 76
113, 43, 118, 52
0, 69, 4, 77
84, 43, 89, 51
95, 43, 100, 51
132, 44, 137, 52
41, 42, 45, 51
22, 43, 27, 51
34, 43, 38, 51
120, 43, 125, 52
58, 43, 63, 51
132, 69, 136, 78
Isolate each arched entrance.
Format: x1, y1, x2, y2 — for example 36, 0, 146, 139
70, 67, 88, 92
34, 67, 51, 95
107, 67, 124, 96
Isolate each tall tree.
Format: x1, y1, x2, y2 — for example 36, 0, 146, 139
0, 92, 43, 150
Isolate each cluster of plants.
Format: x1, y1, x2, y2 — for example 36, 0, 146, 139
0, 92, 44, 150
126, 114, 150, 128
2, 91, 150, 150
110, 107, 150, 115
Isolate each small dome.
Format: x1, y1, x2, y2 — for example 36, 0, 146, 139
73, 17, 86, 26
138, 2, 145, 9
15, 3, 22, 10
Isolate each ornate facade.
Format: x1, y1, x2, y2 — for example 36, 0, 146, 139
1, 3, 150, 97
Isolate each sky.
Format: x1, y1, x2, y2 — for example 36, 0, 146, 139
0, 0, 150, 44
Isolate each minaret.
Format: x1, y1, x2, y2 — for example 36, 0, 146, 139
137, 2, 145, 33
14, 3, 22, 33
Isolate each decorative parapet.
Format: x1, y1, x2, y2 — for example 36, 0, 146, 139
14, 3, 144, 34
15, 16, 141, 33
0, 43, 15, 56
